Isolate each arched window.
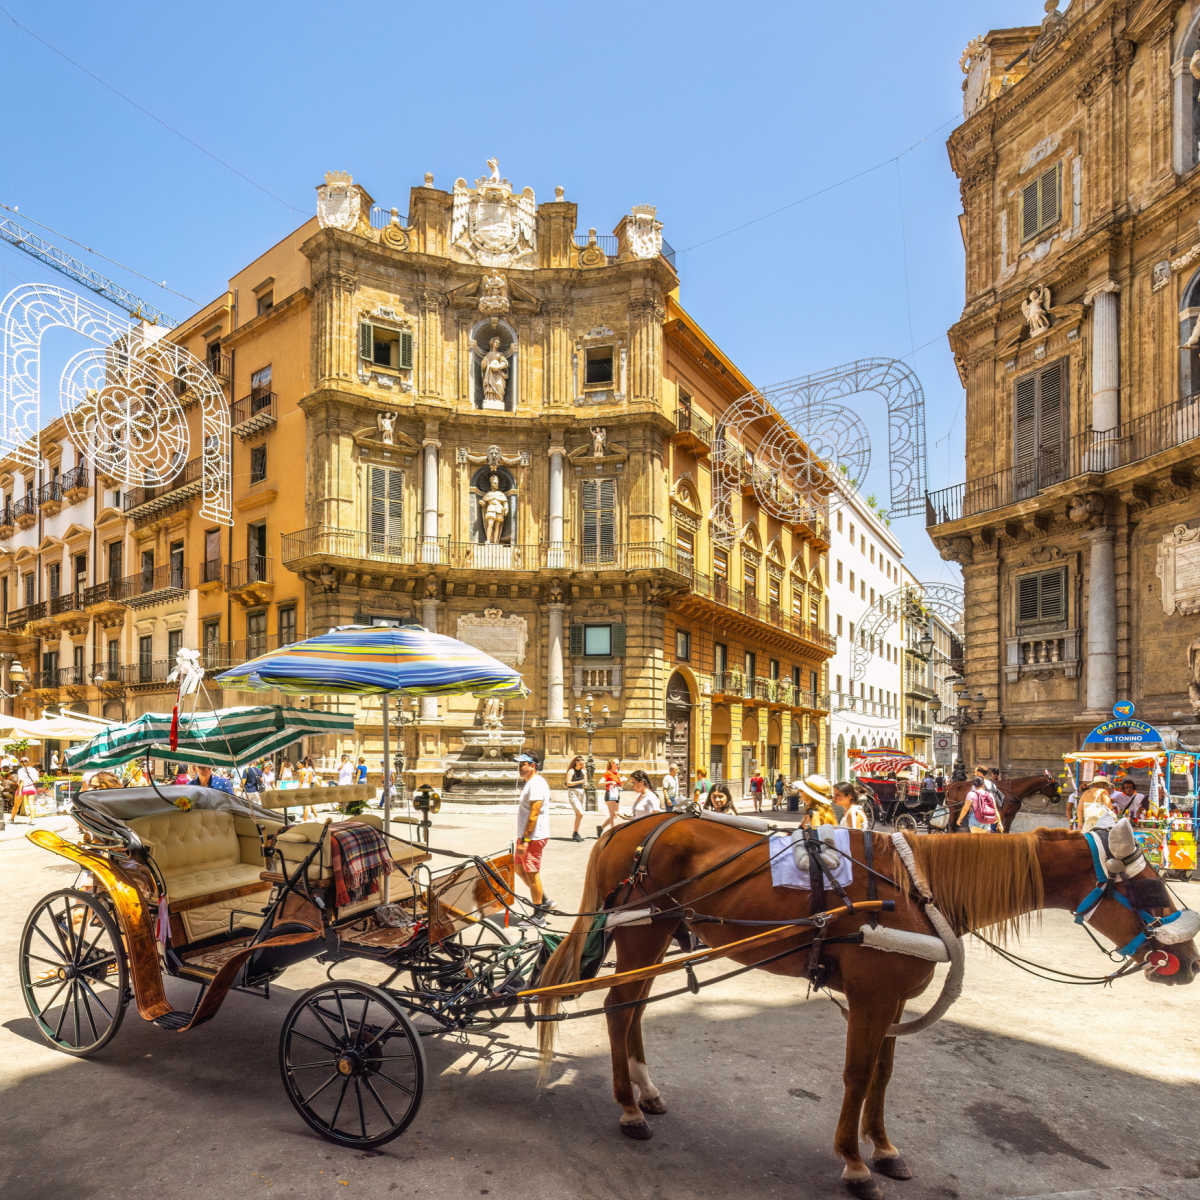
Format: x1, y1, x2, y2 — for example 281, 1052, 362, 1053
1174, 12, 1200, 175
1180, 268, 1200, 400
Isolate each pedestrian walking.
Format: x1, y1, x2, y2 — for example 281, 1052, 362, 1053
279, 758, 294, 782
957, 772, 1002, 833
598, 759, 621, 838
624, 769, 661, 819
337, 753, 355, 787
564, 754, 586, 841
355, 756, 368, 785
661, 763, 680, 811
242, 759, 264, 801
262, 760, 276, 789
772, 772, 785, 811
749, 766, 765, 813
1079, 774, 1116, 834
514, 753, 552, 925
692, 766, 713, 806
13, 756, 38, 822
298, 756, 317, 819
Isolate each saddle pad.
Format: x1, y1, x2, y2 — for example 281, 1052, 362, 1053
768, 826, 853, 891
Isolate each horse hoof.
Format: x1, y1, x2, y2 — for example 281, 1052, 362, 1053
871, 1156, 912, 1180
844, 1178, 885, 1200
639, 1096, 667, 1116
620, 1119, 653, 1141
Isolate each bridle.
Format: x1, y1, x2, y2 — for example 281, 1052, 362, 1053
1073, 828, 1199, 961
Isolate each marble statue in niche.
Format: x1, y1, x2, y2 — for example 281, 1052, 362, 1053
480, 337, 509, 409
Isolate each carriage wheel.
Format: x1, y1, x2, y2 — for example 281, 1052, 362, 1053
409, 916, 527, 1032
19, 888, 129, 1056
280, 981, 425, 1148
894, 813, 918, 833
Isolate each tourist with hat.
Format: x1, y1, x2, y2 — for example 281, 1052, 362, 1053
12, 755, 39, 823
1080, 773, 1117, 833
797, 773, 838, 828
514, 753, 553, 925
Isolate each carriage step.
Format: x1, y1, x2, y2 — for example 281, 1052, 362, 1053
152, 1010, 195, 1031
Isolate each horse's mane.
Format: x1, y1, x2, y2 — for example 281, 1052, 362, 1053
893, 831, 1045, 942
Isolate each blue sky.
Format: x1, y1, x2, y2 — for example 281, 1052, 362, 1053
0, 0, 1026, 583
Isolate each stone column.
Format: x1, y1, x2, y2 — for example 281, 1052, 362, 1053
547, 440, 565, 567
420, 595, 439, 721
422, 434, 439, 562
546, 602, 567, 726
1088, 283, 1120, 431
1085, 525, 1117, 713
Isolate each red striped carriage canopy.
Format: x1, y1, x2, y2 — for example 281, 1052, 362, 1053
848, 747, 930, 776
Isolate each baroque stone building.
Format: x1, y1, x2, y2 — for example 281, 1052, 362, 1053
929, 0, 1200, 769
0, 163, 834, 791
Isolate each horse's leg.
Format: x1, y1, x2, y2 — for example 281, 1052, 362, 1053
860, 999, 911, 1181
604, 925, 675, 1141
835, 990, 897, 1200
627, 978, 666, 1116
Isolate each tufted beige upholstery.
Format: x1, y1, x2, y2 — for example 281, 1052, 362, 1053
128, 810, 270, 904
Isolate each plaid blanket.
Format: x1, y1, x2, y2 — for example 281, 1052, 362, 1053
330, 821, 394, 907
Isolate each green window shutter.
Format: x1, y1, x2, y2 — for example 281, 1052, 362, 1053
359, 322, 373, 361
399, 329, 414, 370
611, 622, 626, 657
569, 624, 584, 656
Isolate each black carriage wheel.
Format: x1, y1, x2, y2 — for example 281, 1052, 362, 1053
280, 981, 425, 1149
409, 916, 530, 1032
19, 888, 129, 1057
893, 813, 918, 833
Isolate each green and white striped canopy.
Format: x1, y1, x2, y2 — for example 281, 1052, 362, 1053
65, 705, 354, 771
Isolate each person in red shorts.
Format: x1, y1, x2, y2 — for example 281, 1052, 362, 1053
514, 753, 553, 926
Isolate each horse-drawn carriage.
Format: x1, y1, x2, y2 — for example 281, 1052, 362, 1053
848, 749, 950, 833
20, 781, 546, 1146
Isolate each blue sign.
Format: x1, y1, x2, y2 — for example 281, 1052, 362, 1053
1083, 717, 1162, 746
1112, 700, 1136, 718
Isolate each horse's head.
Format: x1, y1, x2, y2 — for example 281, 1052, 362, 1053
1039, 769, 1061, 803
1068, 819, 1199, 986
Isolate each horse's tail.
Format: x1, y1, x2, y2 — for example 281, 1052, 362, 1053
536, 836, 606, 1078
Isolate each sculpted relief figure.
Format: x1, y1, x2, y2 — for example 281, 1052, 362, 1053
479, 472, 509, 545
590, 426, 607, 458
481, 337, 509, 408
482, 695, 504, 728
376, 411, 396, 444
1021, 284, 1052, 336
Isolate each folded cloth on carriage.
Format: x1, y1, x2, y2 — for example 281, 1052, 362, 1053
330, 820, 394, 907
768, 826, 853, 891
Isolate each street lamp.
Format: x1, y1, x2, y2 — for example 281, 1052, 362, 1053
0, 658, 26, 700
944, 687, 986, 781
390, 697, 419, 816
573, 692, 609, 812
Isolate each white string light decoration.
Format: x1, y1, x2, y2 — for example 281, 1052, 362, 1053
0, 283, 230, 524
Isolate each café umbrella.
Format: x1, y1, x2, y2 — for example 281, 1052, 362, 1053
214, 624, 526, 828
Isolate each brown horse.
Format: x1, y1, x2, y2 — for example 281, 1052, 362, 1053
944, 771, 1060, 831
536, 816, 1198, 1199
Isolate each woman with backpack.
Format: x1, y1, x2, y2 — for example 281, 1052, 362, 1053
957, 772, 1004, 833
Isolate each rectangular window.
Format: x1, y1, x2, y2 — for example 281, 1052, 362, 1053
1017, 567, 1066, 625
1021, 162, 1061, 242
247, 609, 268, 658
367, 465, 404, 558
247, 523, 267, 573
204, 528, 221, 583
584, 346, 614, 386
675, 527, 694, 575
138, 635, 153, 682
107, 638, 120, 677
810, 670, 819, 694
580, 478, 616, 564
255, 291, 274, 317
167, 628, 183, 663
169, 541, 184, 589
768, 576, 781, 612
359, 321, 414, 371
203, 619, 220, 665
250, 443, 267, 484
73, 553, 87, 594
744, 650, 756, 680
769, 658, 780, 680
837, 614, 843, 636
568, 623, 624, 658
837, 511, 843, 532
713, 642, 727, 674
46, 562, 60, 599
73, 643, 84, 682
23, 572, 33, 606
278, 604, 297, 646
675, 628, 691, 661
836, 560, 843, 583
250, 365, 273, 411
1014, 359, 1067, 495
107, 540, 123, 583
849, 569, 855, 591
743, 561, 757, 604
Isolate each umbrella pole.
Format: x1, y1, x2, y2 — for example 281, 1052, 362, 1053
382, 694, 391, 902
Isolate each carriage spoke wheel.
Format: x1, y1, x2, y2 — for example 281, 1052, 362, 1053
893, 813, 918, 833
19, 888, 129, 1056
280, 982, 425, 1148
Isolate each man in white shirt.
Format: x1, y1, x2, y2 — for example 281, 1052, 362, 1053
337, 754, 355, 787
1113, 778, 1147, 822
514, 753, 552, 925
661, 764, 680, 810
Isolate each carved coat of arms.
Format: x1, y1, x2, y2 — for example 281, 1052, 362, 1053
450, 159, 537, 268
626, 204, 663, 259
316, 170, 364, 232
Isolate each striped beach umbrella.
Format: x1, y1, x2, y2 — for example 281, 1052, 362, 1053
65, 705, 355, 771
214, 624, 525, 697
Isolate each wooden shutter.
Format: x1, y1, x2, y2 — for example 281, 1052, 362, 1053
359, 322, 373, 361
1040, 164, 1060, 228
611, 623, 626, 657
369, 466, 403, 555
1018, 575, 1039, 623
1039, 568, 1065, 622
1021, 179, 1040, 241
399, 329, 414, 370
1038, 360, 1064, 479
581, 479, 615, 562
569, 624, 584, 656
1014, 373, 1037, 465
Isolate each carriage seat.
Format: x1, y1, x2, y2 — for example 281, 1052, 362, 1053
127, 809, 270, 906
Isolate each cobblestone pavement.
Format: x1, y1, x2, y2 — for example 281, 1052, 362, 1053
1, 800, 1197, 1200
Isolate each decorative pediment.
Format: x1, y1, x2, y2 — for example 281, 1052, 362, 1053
95, 504, 124, 525
353, 415, 419, 458
36, 534, 64, 554
739, 522, 762, 551
567, 426, 627, 466
670, 474, 701, 515
63, 522, 91, 545
765, 536, 785, 565
13, 545, 36, 564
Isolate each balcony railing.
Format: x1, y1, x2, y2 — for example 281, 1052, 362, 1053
49, 591, 85, 616
118, 564, 188, 606
123, 456, 202, 514
6, 601, 44, 628
230, 390, 276, 433
205, 350, 231, 382
82, 580, 126, 609
11, 493, 36, 522
60, 463, 89, 493
927, 395, 1200, 526
124, 659, 173, 686
205, 636, 292, 675
688, 570, 837, 652
370, 204, 409, 230
201, 557, 223, 585
674, 406, 713, 448
573, 232, 619, 257
227, 556, 272, 589
711, 671, 745, 696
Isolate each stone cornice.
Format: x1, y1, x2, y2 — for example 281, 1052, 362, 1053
220, 288, 311, 349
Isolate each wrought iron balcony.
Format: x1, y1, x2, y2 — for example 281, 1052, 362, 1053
231, 390, 277, 436
201, 557, 223, 585
124, 659, 172, 686
673, 406, 712, 452
205, 350, 231, 382
123, 456, 202, 518
49, 591, 85, 617
11, 493, 36, 524
927, 395, 1200, 527
118, 564, 188, 608
227, 555, 272, 590
6, 601, 44, 629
